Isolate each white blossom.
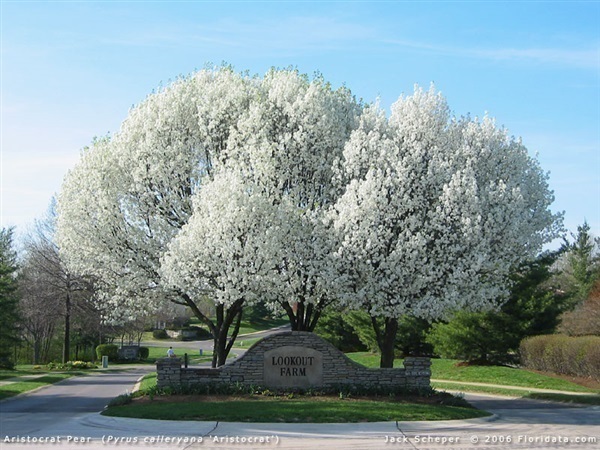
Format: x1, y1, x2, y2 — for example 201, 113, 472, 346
330, 85, 562, 322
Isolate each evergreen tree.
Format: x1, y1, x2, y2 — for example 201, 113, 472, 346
0, 228, 21, 369
427, 251, 567, 365
562, 221, 599, 303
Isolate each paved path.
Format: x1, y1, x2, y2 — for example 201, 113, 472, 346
1, 369, 599, 450
0, 374, 49, 387
432, 379, 598, 395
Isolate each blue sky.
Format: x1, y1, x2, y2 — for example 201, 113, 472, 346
2, 1, 599, 247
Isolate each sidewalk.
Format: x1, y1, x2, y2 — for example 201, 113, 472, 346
0, 373, 50, 386
432, 379, 599, 396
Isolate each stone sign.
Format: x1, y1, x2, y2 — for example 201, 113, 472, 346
118, 345, 139, 360
156, 331, 431, 391
264, 346, 323, 387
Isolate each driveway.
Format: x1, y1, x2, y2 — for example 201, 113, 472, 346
1, 371, 598, 450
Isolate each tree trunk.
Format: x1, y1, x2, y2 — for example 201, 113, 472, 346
282, 300, 321, 332
33, 339, 40, 365
62, 292, 71, 364
371, 316, 399, 368
179, 293, 245, 368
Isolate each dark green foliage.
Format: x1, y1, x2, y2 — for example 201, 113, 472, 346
141, 380, 447, 402
243, 302, 271, 324
192, 326, 211, 339
177, 326, 211, 341
107, 393, 133, 407
0, 228, 20, 369
138, 347, 149, 359
427, 252, 568, 365
342, 311, 379, 352
316, 308, 432, 357
314, 309, 367, 352
427, 311, 500, 364
396, 316, 433, 357
95, 344, 119, 361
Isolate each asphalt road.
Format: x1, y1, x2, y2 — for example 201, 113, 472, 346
1, 367, 151, 439
1, 356, 598, 450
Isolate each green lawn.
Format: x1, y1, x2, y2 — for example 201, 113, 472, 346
234, 318, 288, 336
104, 396, 489, 422
346, 353, 598, 394
108, 368, 490, 422
430, 359, 596, 393
137, 372, 157, 392
233, 337, 263, 348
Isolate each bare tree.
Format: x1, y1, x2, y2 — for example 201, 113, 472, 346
22, 200, 94, 363
559, 278, 600, 336
18, 258, 62, 363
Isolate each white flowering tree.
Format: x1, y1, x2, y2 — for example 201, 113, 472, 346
57, 67, 360, 364
57, 67, 256, 365
330, 87, 562, 367
161, 170, 295, 366
225, 69, 361, 330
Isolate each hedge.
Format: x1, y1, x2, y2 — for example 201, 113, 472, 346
96, 344, 119, 361
520, 335, 600, 381
138, 347, 150, 359
152, 329, 168, 339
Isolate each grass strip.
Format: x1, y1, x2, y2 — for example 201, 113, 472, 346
346, 353, 598, 393
103, 397, 490, 422
137, 373, 157, 392
432, 382, 541, 398
0, 370, 38, 381
0, 374, 75, 400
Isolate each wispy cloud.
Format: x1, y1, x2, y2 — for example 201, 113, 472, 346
384, 38, 600, 70
95, 15, 375, 54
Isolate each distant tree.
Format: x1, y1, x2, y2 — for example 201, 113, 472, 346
314, 309, 368, 353
316, 309, 432, 356
18, 255, 62, 364
559, 276, 600, 336
0, 228, 20, 368
23, 200, 93, 363
556, 222, 600, 304
244, 302, 273, 324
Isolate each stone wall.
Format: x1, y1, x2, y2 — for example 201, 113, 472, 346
156, 331, 431, 390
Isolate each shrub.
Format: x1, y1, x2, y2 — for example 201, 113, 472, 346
96, 344, 119, 361
427, 311, 510, 364
194, 326, 212, 339
138, 347, 150, 359
107, 393, 132, 407
152, 329, 168, 339
0, 357, 15, 370
177, 326, 211, 341
520, 335, 600, 381
46, 361, 97, 371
